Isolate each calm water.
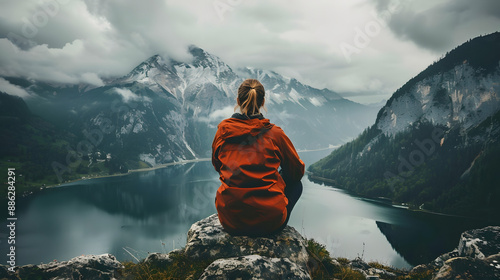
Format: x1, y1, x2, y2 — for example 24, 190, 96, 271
0, 151, 492, 268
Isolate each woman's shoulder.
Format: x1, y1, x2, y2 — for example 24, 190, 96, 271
266, 122, 288, 138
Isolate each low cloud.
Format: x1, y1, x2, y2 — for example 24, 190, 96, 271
198, 106, 235, 123
0, 39, 107, 86
110, 88, 152, 103
0, 0, 498, 104
0, 77, 33, 99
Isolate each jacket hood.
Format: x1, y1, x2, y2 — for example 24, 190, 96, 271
218, 115, 274, 140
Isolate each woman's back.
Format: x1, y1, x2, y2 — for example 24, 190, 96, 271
212, 79, 304, 236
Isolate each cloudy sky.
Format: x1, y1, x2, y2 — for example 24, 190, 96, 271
0, 0, 499, 104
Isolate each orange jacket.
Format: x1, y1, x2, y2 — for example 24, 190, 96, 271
212, 115, 305, 235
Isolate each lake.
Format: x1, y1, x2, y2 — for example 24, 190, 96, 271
0, 150, 491, 268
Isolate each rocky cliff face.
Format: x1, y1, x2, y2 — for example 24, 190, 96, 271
377, 62, 500, 136
376, 32, 500, 136
2, 217, 498, 279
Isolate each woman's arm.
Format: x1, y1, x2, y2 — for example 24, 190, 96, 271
212, 127, 223, 173
274, 127, 305, 183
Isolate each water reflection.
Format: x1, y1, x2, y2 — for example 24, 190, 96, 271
288, 180, 413, 268
376, 211, 491, 266
3, 162, 219, 265
54, 162, 220, 222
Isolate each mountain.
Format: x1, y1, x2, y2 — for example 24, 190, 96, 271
309, 32, 500, 221
0, 92, 77, 197
1, 46, 378, 186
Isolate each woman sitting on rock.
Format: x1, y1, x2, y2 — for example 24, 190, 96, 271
212, 78, 305, 236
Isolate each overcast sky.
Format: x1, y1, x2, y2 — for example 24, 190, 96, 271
0, 0, 499, 104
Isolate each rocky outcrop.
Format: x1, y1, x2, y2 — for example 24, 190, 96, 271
1, 254, 123, 280
185, 214, 309, 268
457, 226, 500, 259
412, 226, 500, 280
433, 254, 500, 280
3, 218, 498, 279
176, 214, 310, 279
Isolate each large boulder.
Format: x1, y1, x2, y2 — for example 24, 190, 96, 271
199, 255, 310, 280
12, 254, 123, 280
457, 226, 500, 259
184, 214, 311, 279
429, 226, 500, 280
185, 214, 309, 268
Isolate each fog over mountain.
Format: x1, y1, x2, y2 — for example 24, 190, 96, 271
2, 1, 499, 104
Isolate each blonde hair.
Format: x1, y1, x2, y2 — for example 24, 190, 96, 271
235, 79, 266, 116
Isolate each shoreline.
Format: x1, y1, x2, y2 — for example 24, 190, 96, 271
48, 146, 336, 189
307, 174, 492, 221
46, 158, 211, 189
297, 146, 339, 153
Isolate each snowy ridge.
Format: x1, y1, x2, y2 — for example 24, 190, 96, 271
238, 67, 342, 107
